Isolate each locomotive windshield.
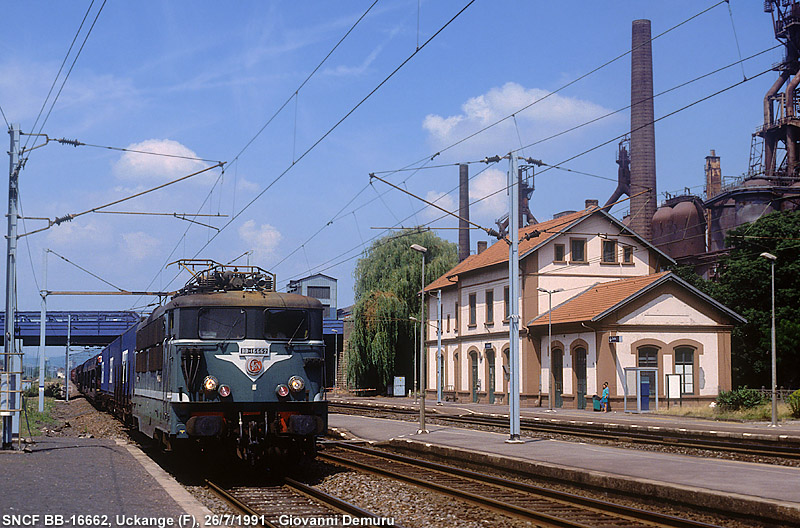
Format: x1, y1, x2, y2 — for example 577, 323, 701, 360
198, 308, 246, 339
265, 308, 314, 340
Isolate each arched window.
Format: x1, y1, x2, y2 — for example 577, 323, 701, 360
637, 346, 658, 397
674, 346, 694, 394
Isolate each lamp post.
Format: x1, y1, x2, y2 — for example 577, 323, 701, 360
331, 328, 338, 390
538, 287, 563, 410
760, 252, 777, 427
409, 316, 418, 401
410, 243, 428, 434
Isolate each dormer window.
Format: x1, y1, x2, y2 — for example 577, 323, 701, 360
554, 244, 566, 263
602, 240, 617, 263
570, 238, 587, 263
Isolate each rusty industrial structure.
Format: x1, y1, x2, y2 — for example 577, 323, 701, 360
598, 8, 800, 279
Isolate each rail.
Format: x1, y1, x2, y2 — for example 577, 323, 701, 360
320, 442, 723, 528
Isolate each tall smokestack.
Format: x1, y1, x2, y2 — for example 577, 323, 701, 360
458, 163, 470, 262
630, 19, 657, 240
705, 150, 721, 199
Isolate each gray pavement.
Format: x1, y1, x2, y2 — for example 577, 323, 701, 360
0, 437, 189, 526
329, 413, 800, 505
331, 395, 800, 439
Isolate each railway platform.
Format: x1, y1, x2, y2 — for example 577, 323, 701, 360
329, 394, 800, 444
327, 410, 800, 525
0, 436, 210, 527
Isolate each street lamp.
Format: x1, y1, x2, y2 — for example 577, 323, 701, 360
410, 243, 428, 434
409, 316, 418, 401
538, 287, 564, 410
760, 252, 778, 427
331, 329, 338, 391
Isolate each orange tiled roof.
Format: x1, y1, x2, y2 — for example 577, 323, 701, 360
526, 271, 670, 327
425, 208, 596, 292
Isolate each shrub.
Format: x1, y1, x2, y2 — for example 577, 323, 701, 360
789, 389, 800, 419
716, 387, 767, 411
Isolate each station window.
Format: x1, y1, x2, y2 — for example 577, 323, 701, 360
623, 246, 634, 264
503, 286, 509, 321
675, 347, 694, 394
468, 293, 477, 326
570, 238, 587, 263
637, 346, 658, 397
554, 244, 566, 263
485, 289, 494, 324
447, 314, 451, 333
602, 240, 617, 263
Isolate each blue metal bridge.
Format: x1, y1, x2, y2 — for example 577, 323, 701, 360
0, 311, 141, 346
1, 311, 342, 347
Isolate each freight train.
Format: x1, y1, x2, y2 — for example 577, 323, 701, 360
73, 260, 328, 466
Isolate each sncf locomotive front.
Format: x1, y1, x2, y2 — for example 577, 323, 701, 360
131, 262, 327, 465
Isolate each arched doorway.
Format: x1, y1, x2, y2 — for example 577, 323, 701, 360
486, 349, 496, 404
469, 351, 479, 403
637, 346, 658, 399
501, 348, 509, 397
574, 347, 587, 409
552, 348, 563, 408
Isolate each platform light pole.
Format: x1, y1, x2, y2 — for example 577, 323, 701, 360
538, 287, 564, 411
760, 252, 777, 427
410, 243, 428, 434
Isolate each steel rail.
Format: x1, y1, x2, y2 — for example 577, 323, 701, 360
205, 477, 406, 528
320, 442, 724, 528
328, 402, 800, 459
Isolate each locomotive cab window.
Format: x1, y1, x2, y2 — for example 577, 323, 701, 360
265, 309, 310, 340
198, 308, 246, 340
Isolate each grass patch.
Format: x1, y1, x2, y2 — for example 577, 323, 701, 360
19, 395, 59, 436
657, 402, 794, 422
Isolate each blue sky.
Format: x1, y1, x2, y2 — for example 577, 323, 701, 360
0, 0, 778, 337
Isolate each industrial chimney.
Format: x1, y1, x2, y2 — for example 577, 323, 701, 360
705, 150, 721, 199
458, 164, 470, 262
630, 19, 657, 240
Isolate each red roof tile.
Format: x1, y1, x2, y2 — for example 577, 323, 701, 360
425, 208, 595, 291
526, 272, 670, 327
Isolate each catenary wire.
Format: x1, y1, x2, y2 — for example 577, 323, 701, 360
24, 0, 107, 157
48, 249, 125, 292
154, 1, 476, 296
21, 0, 96, 153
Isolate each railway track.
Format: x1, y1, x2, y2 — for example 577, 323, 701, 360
328, 401, 800, 460
319, 441, 725, 528
206, 477, 403, 528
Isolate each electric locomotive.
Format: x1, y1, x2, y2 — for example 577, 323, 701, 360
130, 259, 327, 464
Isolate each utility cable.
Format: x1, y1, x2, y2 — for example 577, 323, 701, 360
0, 102, 8, 128
24, 0, 107, 158
153, 1, 476, 296
19, 162, 223, 238
48, 249, 125, 292
228, 0, 381, 167
726, 0, 747, 81
22, 0, 96, 153
53, 138, 223, 163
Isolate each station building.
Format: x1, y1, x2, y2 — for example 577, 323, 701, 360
423, 205, 745, 408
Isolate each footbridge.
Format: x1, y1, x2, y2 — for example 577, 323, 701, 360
0, 311, 141, 346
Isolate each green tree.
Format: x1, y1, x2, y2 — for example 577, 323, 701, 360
672, 211, 800, 388
348, 230, 457, 391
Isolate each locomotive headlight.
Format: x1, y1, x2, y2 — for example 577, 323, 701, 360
288, 376, 305, 392
202, 375, 219, 394
218, 384, 231, 398
276, 384, 290, 397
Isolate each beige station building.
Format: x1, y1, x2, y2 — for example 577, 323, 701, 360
423, 205, 745, 409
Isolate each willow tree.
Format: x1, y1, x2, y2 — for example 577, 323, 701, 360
348, 230, 457, 391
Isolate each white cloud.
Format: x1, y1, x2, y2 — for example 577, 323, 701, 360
238, 220, 282, 263
421, 190, 457, 223
236, 178, 260, 193
470, 168, 507, 219
120, 231, 161, 261
112, 139, 208, 183
45, 220, 113, 248
423, 82, 612, 153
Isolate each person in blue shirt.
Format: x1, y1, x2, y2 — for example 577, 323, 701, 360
601, 381, 610, 412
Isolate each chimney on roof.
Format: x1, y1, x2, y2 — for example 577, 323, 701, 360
585, 199, 599, 208
477, 240, 487, 254
458, 163, 470, 262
